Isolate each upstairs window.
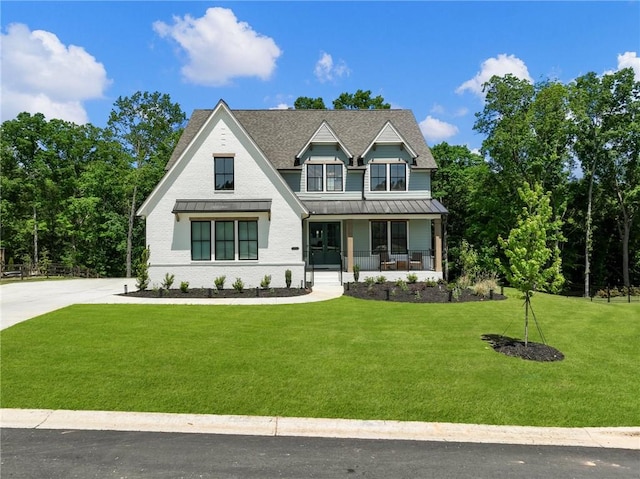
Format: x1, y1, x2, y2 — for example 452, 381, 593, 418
215, 157, 234, 191
306, 163, 343, 192
369, 163, 407, 191
307, 165, 323, 191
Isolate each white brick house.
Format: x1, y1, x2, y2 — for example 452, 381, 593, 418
137, 100, 447, 289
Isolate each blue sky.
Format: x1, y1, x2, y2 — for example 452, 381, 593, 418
2, 1, 639, 151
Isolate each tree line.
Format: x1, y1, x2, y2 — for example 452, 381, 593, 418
1, 78, 638, 292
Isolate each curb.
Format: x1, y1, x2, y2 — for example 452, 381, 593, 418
2, 409, 638, 450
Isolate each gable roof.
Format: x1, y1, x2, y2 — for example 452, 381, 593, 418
166, 108, 437, 171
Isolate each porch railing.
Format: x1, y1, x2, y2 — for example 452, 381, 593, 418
345, 249, 434, 272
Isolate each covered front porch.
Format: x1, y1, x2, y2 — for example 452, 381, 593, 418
302, 199, 446, 283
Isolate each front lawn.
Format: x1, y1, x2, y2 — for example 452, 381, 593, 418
1, 291, 638, 427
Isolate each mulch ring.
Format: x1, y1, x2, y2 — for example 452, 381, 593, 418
481, 334, 565, 362
121, 287, 311, 299
343, 281, 507, 303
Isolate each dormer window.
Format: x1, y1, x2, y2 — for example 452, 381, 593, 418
306, 163, 343, 192
370, 163, 406, 191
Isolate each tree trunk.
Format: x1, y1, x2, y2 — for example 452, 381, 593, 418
622, 218, 631, 288
524, 292, 530, 348
126, 185, 137, 278
585, 171, 594, 297
33, 205, 38, 269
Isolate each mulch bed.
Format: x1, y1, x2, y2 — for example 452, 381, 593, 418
481, 334, 565, 362
122, 287, 312, 299
343, 281, 507, 303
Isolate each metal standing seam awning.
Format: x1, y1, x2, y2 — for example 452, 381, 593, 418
172, 199, 272, 217
302, 199, 448, 216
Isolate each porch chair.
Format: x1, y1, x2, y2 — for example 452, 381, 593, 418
380, 251, 396, 271
409, 252, 423, 270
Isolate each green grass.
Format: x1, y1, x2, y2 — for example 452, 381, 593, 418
1, 290, 638, 427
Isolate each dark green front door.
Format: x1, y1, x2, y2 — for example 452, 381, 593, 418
309, 222, 341, 266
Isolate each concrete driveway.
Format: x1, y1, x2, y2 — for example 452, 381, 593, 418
0, 278, 134, 330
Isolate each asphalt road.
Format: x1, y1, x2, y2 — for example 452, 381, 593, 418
2, 428, 638, 479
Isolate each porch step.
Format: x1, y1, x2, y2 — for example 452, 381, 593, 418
311, 271, 343, 286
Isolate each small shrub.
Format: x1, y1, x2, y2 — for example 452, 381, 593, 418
161, 273, 175, 290
233, 277, 244, 292
285, 269, 292, 288
406, 272, 418, 284
395, 279, 409, 292
364, 276, 376, 286
415, 290, 421, 300
425, 279, 437, 288
456, 274, 472, 290
472, 274, 499, 298
214, 275, 226, 290
135, 247, 150, 291
179, 281, 189, 293
375, 275, 387, 284
353, 264, 360, 282
260, 274, 272, 289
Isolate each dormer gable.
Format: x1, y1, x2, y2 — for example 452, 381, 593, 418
361, 121, 418, 161
296, 121, 353, 164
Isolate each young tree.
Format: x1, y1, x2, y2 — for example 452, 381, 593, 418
498, 182, 564, 347
107, 91, 186, 277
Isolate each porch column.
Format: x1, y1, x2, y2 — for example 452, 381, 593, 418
434, 218, 442, 272
346, 220, 354, 272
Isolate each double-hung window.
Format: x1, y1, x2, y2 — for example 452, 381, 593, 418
191, 221, 211, 260
307, 165, 323, 192
371, 220, 407, 254
238, 220, 258, 260
369, 163, 407, 191
306, 163, 343, 192
215, 221, 235, 260
214, 157, 234, 191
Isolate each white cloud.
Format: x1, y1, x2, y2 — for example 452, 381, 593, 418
456, 54, 532, 98
430, 103, 445, 115
419, 116, 459, 142
270, 103, 291, 110
314, 51, 350, 83
454, 107, 469, 117
153, 7, 281, 86
617, 51, 640, 81
1, 23, 110, 123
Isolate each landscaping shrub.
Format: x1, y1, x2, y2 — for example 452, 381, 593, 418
161, 273, 175, 290
406, 272, 418, 284
233, 278, 244, 292
214, 275, 226, 290
260, 275, 272, 289
285, 269, 292, 288
179, 281, 189, 293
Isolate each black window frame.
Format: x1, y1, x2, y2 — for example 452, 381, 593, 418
238, 220, 258, 260
306, 164, 324, 192
371, 220, 407, 254
191, 221, 211, 261
214, 157, 234, 191
215, 220, 235, 260
325, 164, 343, 192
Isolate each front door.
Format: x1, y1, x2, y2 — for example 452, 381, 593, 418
309, 222, 341, 267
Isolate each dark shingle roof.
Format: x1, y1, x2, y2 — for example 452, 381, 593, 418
166, 107, 437, 171
303, 199, 448, 216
